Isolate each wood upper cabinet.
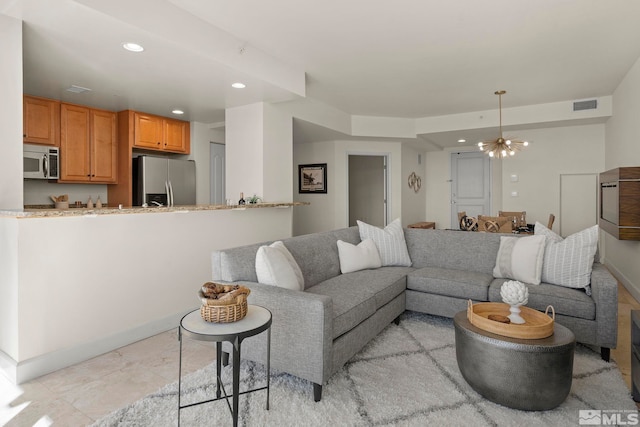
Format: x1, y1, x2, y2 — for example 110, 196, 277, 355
23, 95, 60, 146
60, 103, 117, 183
133, 113, 163, 150
164, 118, 189, 153
133, 112, 190, 153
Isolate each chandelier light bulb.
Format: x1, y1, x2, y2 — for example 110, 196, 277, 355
523, 141, 529, 146
501, 150, 507, 157
489, 151, 495, 157
509, 150, 515, 156
478, 142, 483, 147
506, 140, 511, 145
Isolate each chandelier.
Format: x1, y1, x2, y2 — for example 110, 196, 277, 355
477, 90, 528, 158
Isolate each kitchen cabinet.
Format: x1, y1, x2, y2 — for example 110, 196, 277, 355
23, 95, 60, 146
133, 112, 190, 154
108, 110, 190, 207
60, 103, 117, 183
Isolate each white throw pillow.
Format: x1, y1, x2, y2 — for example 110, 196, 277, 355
357, 218, 412, 267
337, 239, 382, 274
534, 222, 598, 293
493, 235, 546, 285
255, 241, 304, 291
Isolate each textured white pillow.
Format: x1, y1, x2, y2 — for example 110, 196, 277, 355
255, 241, 304, 291
337, 239, 382, 274
357, 218, 412, 267
534, 222, 598, 293
493, 235, 546, 285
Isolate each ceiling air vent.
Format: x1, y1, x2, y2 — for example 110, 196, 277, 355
573, 99, 597, 111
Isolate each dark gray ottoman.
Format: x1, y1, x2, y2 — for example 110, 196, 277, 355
454, 311, 575, 411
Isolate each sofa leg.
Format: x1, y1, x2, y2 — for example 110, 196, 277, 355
393, 315, 401, 326
601, 347, 611, 362
313, 383, 322, 402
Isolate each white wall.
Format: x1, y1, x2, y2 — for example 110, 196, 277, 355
226, 103, 264, 201
293, 141, 336, 235
263, 103, 293, 202
0, 207, 293, 383
0, 14, 23, 210
500, 124, 605, 229
293, 139, 404, 235
226, 102, 294, 204
424, 125, 605, 230
401, 145, 427, 227
604, 55, 640, 300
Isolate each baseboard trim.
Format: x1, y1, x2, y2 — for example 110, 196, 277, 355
605, 260, 640, 302
0, 308, 194, 385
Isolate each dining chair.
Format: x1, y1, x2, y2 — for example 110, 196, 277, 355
498, 211, 527, 230
547, 214, 555, 230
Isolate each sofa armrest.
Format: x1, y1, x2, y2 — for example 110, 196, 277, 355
590, 263, 618, 349
239, 281, 334, 385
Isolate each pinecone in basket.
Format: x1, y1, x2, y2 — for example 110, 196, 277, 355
198, 282, 250, 306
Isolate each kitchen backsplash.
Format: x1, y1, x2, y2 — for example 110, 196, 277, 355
24, 180, 108, 206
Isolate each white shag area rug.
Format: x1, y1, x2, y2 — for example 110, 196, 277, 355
93, 312, 636, 426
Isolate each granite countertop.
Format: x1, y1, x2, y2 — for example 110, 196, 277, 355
1, 202, 309, 218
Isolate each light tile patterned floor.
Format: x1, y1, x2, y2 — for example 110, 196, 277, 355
2, 283, 639, 426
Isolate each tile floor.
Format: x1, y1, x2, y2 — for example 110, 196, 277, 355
2, 283, 639, 426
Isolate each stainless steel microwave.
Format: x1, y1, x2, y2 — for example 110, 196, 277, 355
23, 143, 59, 179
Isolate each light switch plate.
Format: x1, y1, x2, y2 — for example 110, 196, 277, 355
511, 191, 519, 197
510, 174, 519, 182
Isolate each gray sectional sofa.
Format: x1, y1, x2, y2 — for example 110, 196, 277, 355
211, 227, 618, 401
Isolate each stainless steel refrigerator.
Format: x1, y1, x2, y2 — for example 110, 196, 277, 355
133, 156, 196, 206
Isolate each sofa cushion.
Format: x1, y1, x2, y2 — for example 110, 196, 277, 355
255, 241, 304, 290
534, 222, 598, 294
489, 279, 595, 320
407, 267, 493, 301
404, 229, 503, 274
337, 239, 382, 274
284, 227, 361, 288
357, 218, 412, 266
493, 235, 546, 285
306, 267, 411, 338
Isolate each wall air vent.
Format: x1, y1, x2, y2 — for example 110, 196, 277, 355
573, 99, 597, 111
66, 85, 92, 94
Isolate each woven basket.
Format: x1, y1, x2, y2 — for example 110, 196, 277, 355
198, 283, 250, 323
201, 294, 248, 323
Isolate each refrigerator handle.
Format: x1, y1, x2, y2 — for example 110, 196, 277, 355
168, 180, 175, 207
165, 181, 170, 207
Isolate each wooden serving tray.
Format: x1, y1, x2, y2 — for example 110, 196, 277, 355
467, 300, 555, 340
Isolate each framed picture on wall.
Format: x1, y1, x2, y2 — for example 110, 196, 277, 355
299, 163, 327, 193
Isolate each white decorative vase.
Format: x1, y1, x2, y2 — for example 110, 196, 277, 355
508, 305, 526, 324
500, 280, 529, 324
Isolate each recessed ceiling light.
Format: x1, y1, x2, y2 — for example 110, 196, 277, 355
122, 42, 144, 52
458, 139, 466, 143
172, 109, 184, 115
231, 82, 246, 89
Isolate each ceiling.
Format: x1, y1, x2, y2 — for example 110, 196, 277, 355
5, 0, 640, 147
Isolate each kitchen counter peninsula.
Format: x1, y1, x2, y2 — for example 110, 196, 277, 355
1, 202, 308, 218
0, 200, 308, 384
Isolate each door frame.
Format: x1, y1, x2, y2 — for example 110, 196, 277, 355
346, 152, 390, 227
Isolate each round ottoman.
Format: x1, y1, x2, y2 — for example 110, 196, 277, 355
454, 311, 575, 411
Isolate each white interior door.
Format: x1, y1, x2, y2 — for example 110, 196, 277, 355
450, 152, 491, 228
348, 155, 387, 227
560, 173, 598, 236
210, 142, 225, 205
